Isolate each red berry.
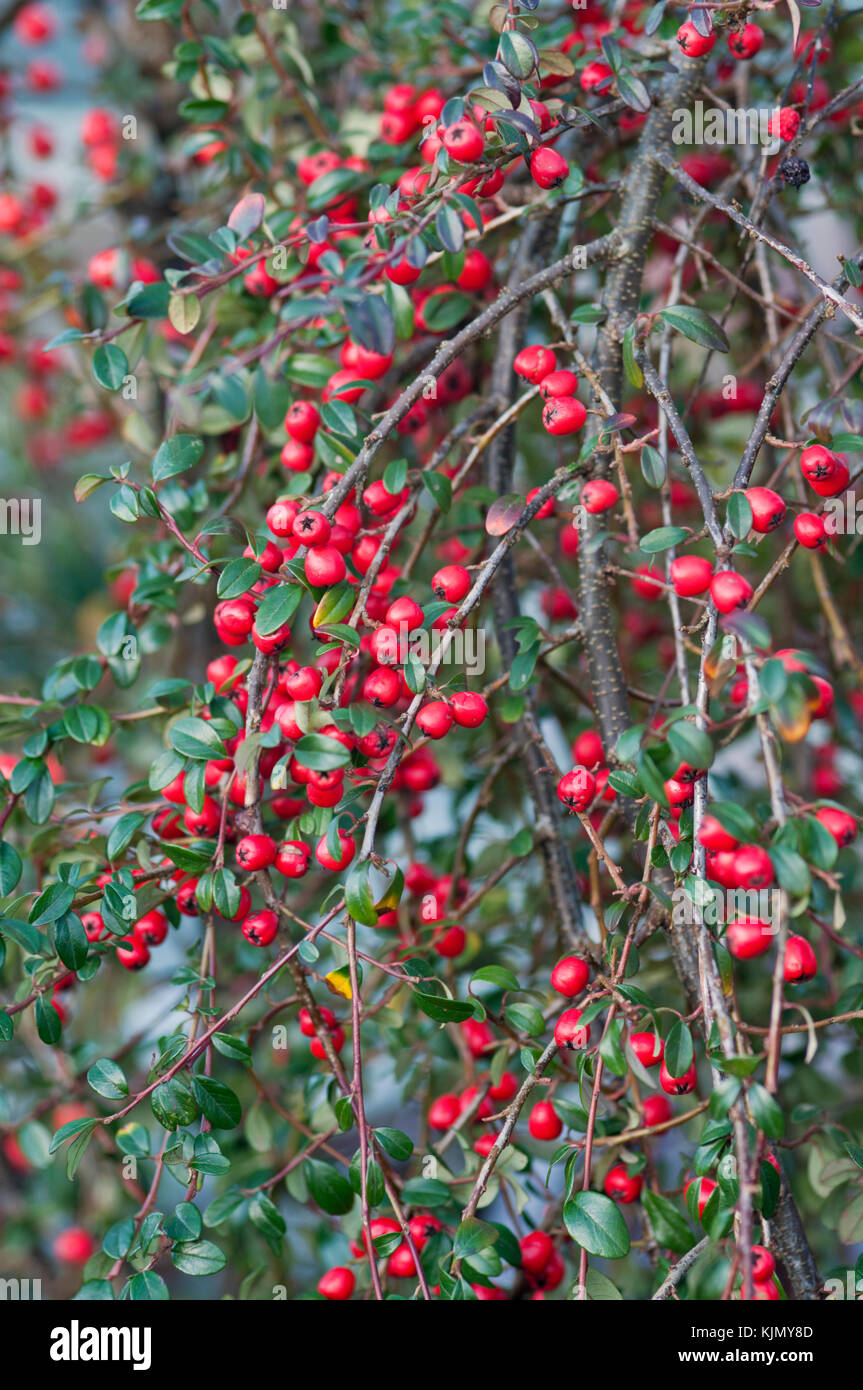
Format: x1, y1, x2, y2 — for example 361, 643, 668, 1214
768, 106, 801, 142
581, 479, 618, 513
629, 1031, 663, 1066
725, 917, 773, 960
528, 1100, 562, 1141
242, 910, 279, 947
685, 1175, 717, 1217
556, 766, 595, 812
449, 691, 488, 728
794, 512, 827, 549
542, 396, 586, 435
513, 345, 557, 384
643, 1094, 672, 1127
604, 1163, 644, 1203
731, 844, 774, 889
710, 570, 753, 613
235, 833, 277, 871
670, 555, 713, 597
431, 564, 471, 601
698, 813, 739, 853
751, 1244, 776, 1282
117, 936, 150, 971
305, 545, 346, 587
363, 667, 402, 707
315, 830, 355, 871
292, 509, 331, 547
284, 400, 320, 443
554, 1007, 590, 1050
520, 1231, 554, 1274
745, 486, 786, 533
530, 146, 569, 189
676, 21, 716, 57
659, 1056, 697, 1095
416, 701, 454, 739
551, 956, 589, 997
814, 805, 857, 847
539, 369, 578, 400
457, 249, 493, 292
52, 1226, 95, 1265
441, 120, 484, 164
428, 1093, 461, 1129
318, 1266, 355, 1300
133, 909, 168, 947
784, 934, 817, 983
728, 24, 763, 59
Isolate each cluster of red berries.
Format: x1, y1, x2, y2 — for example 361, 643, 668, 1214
514, 346, 587, 437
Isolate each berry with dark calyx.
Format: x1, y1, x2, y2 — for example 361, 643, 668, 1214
751, 1245, 776, 1283
283, 665, 322, 700
676, 21, 716, 57
784, 934, 817, 983
529, 146, 569, 189
542, 396, 586, 435
241, 910, 279, 947
728, 24, 763, 59
581, 479, 619, 513
556, 766, 596, 812
284, 400, 320, 443
235, 833, 277, 871
431, 563, 470, 601
660, 1056, 697, 1095
554, 1007, 590, 1049
710, 570, 753, 613
551, 955, 589, 997
117, 936, 150, 971
441, 119, 484, 164
539, 369, 578, 400
744, 486, 786, 533
779, 157, 810, 189
604, 1164, 644, 1204
133, 909, 168, 947
292, 509, 331, 547
363, 667, 402, 707
731, 844, 774, 889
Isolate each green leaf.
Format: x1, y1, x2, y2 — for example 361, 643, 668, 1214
643, 1189, 693, 1254
127, 1272, 170, 1300
306, 1159, 354, 1216
294, 732, 351, 772
0, 841, 23, 895
640, 526, 689, 554
107, 812, 146, 861
640, 444, 666, 488
93, 344, 128, 391
87, 1058, 129, 1099
374, 1127, 414, 1162
253, 582, 302, 636
563, 1190, 631, 1258
664, 1021, 694, 1076
749, 1084, 785, 1139
35, 994, 62, 1045
453, 1217, 498, 1258
423, 471, 452, 513
217, 556, 262, 599
55, 913, 89, 971
727, 492, 753, 539
171, 1239, 227, 1276
412, 990, 475, 1023
164, 1202, 203, 1242
667, 722, 713, 770
770, 845, 810, 897
152, 434, 204, 482
169, 715, 228, 762
345, 861, 378, 926
471, 965, 520, 992
658, 305, 729, 353
212, 1032, 252, 1064
190, 1075, 241, 1129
